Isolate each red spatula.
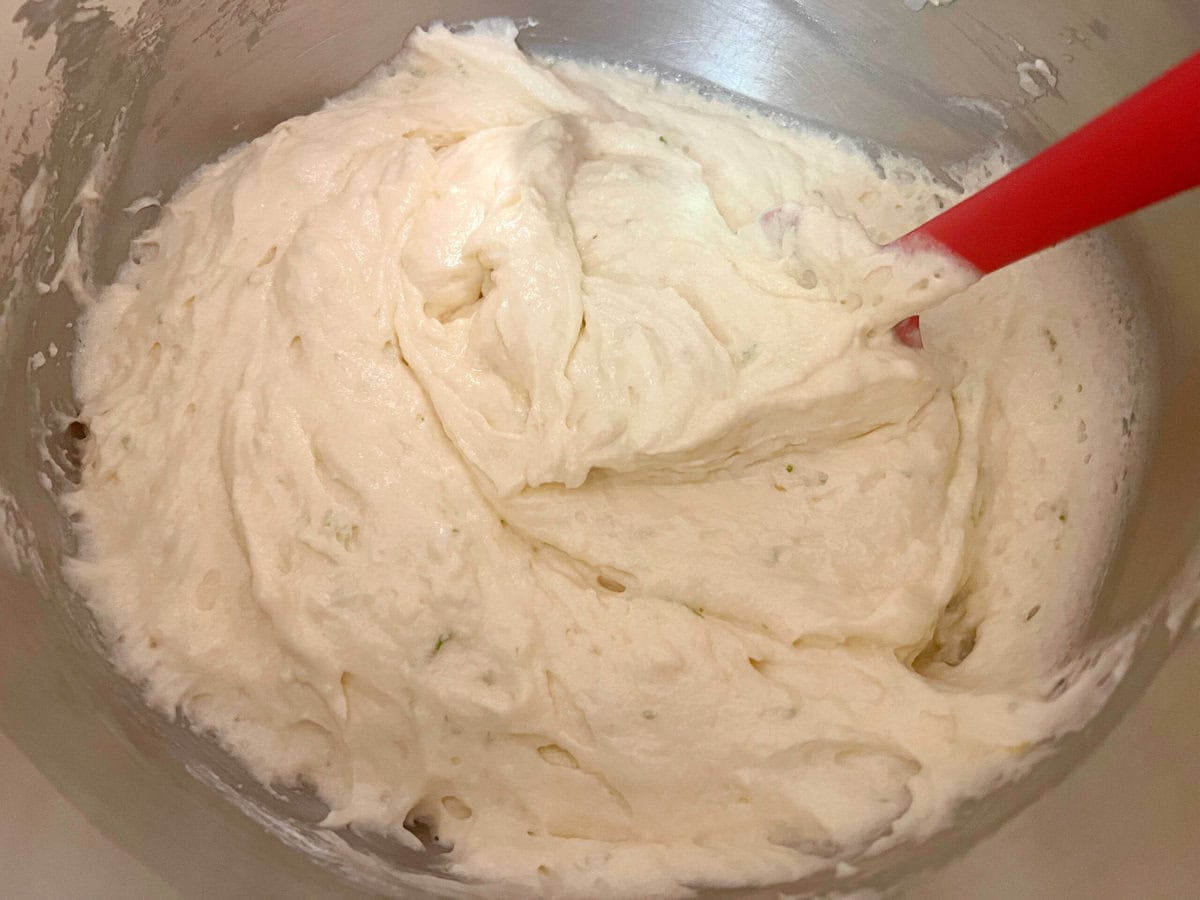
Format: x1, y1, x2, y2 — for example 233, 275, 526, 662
892, 50, 1200, 349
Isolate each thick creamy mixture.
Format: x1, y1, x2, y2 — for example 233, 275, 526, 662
66, 22, 1142, 897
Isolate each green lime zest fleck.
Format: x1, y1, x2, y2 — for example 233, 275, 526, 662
433, 632, 454, 655
785, 464, 794, 473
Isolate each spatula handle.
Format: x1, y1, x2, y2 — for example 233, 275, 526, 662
896, 51, 1200, 274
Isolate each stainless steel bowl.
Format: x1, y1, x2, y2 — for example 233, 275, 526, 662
2, 1, 1198, 896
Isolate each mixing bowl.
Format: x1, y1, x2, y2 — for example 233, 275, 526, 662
2, 1, 1198, 896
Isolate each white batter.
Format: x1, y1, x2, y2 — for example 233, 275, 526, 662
65, 22, 1144, 897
